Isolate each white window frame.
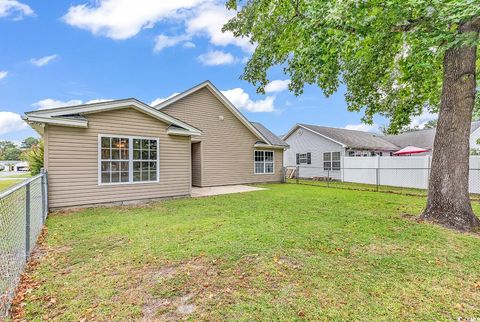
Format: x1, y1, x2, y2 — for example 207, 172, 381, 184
254, 150, 275, 175
298, 153, 308, 164
323, 151, 341, 171
98, 134, 160, 186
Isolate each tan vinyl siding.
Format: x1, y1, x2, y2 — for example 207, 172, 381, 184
46, 107, 191, 208
161, 87, 284, 186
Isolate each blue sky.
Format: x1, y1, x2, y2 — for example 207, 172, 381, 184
0, 0, 434, 144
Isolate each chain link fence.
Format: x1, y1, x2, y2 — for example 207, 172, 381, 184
284, 166, 480, 200
0, 171, 48, 317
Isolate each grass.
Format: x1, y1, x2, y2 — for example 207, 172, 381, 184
3, 173, 31, 179
288, 178, 480, 200
14, 184, 480, 321
0, 180, 23, 192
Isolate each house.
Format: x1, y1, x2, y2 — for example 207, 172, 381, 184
13, 161, 29, 172
283, 121, 480, 179
383, 120, 480, 152
0, 161, 24, 172
23, 81, 288, 209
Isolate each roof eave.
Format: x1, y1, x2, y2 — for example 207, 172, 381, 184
25, 98, 199, 134
167, 128, 202, 137
23, 115, 89, 128
254, 142, 289, 149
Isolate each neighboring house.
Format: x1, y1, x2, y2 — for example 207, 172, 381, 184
23, 81, 287, 209
0, 161, 23, 172
383, 120, 480, 152
13, 162, 29, 172
283, 124, 399, 179
283, 121, 480, 178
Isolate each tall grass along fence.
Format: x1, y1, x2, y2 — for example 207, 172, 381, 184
0, 171, 48, 317
285, 156, 480, 198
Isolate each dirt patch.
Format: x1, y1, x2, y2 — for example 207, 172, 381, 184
10, 228, 49, 321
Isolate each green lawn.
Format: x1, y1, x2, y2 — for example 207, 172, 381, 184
3, 173, 31, 179
0, 180, 22, 192
16, 184, 480, 320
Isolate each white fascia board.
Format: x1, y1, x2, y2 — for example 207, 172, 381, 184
167, 128, 202, 137
155, 81, 271, 144
23, 115, 88, 128
26, 99, 201, 135
254, 143, 288, 150
281, 124, 301, 141
283, 124, 347, 148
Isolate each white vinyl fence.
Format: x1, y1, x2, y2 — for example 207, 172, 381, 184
343, 156, 431, 190
292, 156, 480, 194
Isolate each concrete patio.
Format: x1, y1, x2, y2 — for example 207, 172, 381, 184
191, 185, 267, 198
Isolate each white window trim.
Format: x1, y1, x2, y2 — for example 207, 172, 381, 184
298, 153, 308, 164
323, 151, 341, 171
98, 134, 160, 186
254, 150, 275, 175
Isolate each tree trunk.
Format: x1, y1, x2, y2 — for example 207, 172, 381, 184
421, 19, 480, 231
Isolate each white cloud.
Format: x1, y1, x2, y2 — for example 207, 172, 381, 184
85, 99, 113, 104
0, 111, 28, 135
221, 88, 275, 113
32, 98, 83, 110
185, 3, 254, 53
0, 71, 7, 80
198, 50, 235, 66
183, 41, 196, 48
62, 0, 205, 40
154, 34, 189, 53
344, 123, 379, 133
150, 93, 179, 106
30, 54, 58, 67
0, 0, 34, 20
409, 110, 437, 128
264, 79, 290, 93
31, 98, 113, 110
62, 1, 254, 54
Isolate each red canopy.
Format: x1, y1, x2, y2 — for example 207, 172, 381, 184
393, 146, 429, 155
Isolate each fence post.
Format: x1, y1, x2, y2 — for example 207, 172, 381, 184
296, 166, 299, 184
327, 169, 330, 188
375, 168, 379, 192
25, 182, 31, 259
425, 155, 431, 190
41, 169, 46, 222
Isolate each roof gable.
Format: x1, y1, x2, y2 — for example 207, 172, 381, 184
154, 81, 272, 145
23, 98, 201, 136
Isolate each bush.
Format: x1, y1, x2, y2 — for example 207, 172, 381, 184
24, 141, 44, 175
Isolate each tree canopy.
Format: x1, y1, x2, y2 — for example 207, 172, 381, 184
0, 141, 22, 161
21, 137, 40, 149
224, 0, 480, 133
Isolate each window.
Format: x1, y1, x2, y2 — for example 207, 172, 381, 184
323, 152, 341, 171
296, 153, 311, 165
99, 135, 159, 185
254, 150, 274, 174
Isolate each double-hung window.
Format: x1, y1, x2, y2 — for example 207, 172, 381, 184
254, 150, 274, 174
323, 152, 341, 171
296, 153, 311, 165
99, 135, 159, 185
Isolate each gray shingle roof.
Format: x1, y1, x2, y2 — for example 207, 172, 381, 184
383, 129, 436, 149
299, 124, 399, 151
251, 122, 289, 147
383, 121, 480, 149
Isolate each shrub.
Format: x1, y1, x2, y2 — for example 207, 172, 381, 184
24, 141, 44, 175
